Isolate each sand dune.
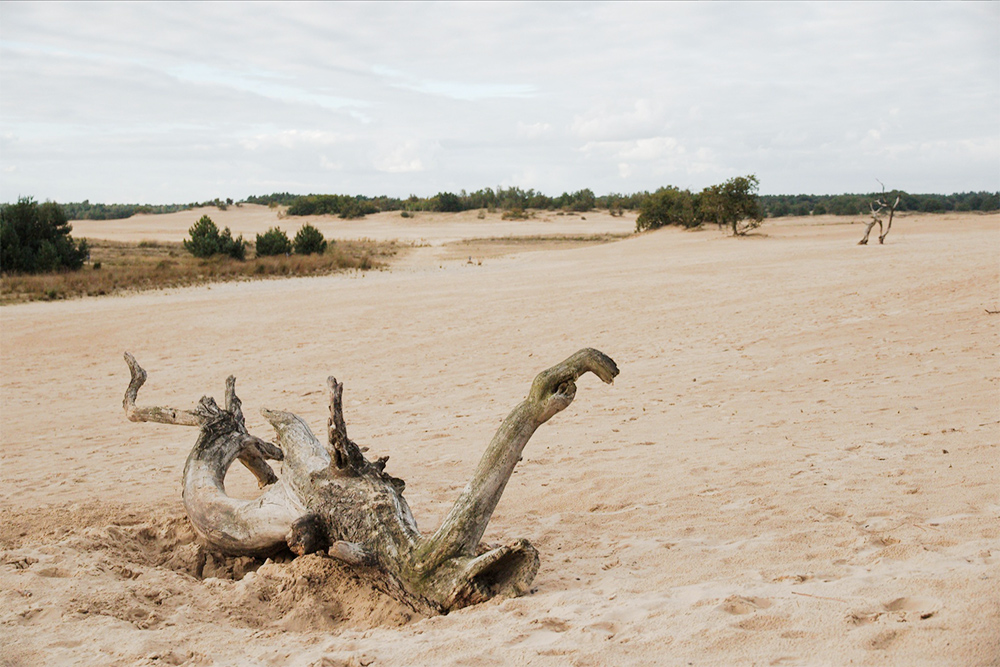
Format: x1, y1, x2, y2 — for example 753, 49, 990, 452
68, 204, 635, 245
2, 211, 997, 666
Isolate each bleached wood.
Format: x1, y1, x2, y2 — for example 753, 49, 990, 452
122, 348, 617, 611
859, 182, 899, 245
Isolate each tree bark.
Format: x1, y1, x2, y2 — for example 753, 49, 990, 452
122, 348, 618, 612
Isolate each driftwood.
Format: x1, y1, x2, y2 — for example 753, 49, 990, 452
859, 180, 900, 245
122, 349, 618, 612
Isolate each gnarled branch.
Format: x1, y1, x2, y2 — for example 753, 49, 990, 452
122, 348, 619, 612
859, 181, 900, 245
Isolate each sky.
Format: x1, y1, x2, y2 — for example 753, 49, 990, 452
1, 2, 998, 204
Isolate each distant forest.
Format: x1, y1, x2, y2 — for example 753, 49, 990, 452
60, 197, 236, 221
29, 189, 1000, 221
759, 191, 999, 217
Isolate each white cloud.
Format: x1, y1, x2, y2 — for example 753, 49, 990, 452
373, 65, 535, 101
616, 137, 681, 161
374, 141, 425, 174
168, 63, 369, 111
240, 130, 346, 151
571, 99, 666, 142
0, 2, 996, 200
319, 155, 343, 171
517, 122, 552, 139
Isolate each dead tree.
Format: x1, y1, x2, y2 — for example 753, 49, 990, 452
858, 180, 900, 245
122, 348, 618, 612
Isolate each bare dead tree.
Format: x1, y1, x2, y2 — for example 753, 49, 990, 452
858, 180, 900, 245
122, 348, 618, 613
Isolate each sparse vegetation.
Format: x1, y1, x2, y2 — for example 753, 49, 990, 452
443, 233, 629, 262
1, 238, 399, 304
501, 208, 530, 220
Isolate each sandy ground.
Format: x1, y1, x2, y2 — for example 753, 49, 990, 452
68, 204, 635, 246
1, 210, 998, 666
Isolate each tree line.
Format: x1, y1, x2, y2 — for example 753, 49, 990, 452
59, 198, 240, 220
280, 188, 628, 217
239, 187, 999, 219
761, 191, 998, 217
20, 189, 997, 224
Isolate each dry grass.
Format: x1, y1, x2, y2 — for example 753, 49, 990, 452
441, 232, 630, 261
0, 238, 402, 305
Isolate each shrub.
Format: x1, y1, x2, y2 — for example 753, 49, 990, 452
635, 187, 699, 231
183, 215, 221, 258
0, 197, 89, 273
400, 210, 412, 218
501, 208, 529, 220
183, 215, 246, 259
339, 198, 377, 219
293, 223, 327, 255
255, 227, 292, 256
218, 226, 246, 260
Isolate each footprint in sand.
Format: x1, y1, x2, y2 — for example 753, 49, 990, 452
533, 617, 571, 632
847, 596, 940, 628
865, 628, 904, 651
883, 596, 940, 620
718, 595, 772, 615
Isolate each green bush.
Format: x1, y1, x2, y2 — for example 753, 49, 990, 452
430, 192, 462, 212
635, 187, 699, 231
293, 224, 327, 255
255, 227, 292, 256
501, 208, 529, 220
183, 215, 246, 259
339, 198, 377, 219
0, 198, 89, 273
567, 188, 595, 212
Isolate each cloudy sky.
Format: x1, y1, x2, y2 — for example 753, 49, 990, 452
1, 2, 997, 204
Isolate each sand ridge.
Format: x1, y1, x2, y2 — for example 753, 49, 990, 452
1, 212, 998, 666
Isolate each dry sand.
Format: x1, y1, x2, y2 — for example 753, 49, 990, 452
1, 209, 998, 666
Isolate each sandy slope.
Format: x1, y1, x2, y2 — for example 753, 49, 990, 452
1, 212, 998, 666
68, 204, 635, 245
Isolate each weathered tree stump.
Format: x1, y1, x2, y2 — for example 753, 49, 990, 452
122, 348, 618, 613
